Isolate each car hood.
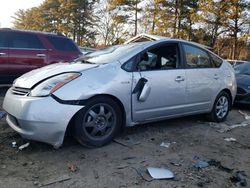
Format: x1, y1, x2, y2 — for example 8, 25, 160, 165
236, 74, 250, 89
14, 63, 99, 88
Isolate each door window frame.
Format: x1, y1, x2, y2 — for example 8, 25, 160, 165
121, 41, 185, 72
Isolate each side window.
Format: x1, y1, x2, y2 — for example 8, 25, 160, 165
46, 36, 79, 52
137, 43, 179, 71
9, 32, 44, 49
0, 32, 8, 48
183, 44, 212, 68
210, 53, 223, 67
122, 56, 138, 72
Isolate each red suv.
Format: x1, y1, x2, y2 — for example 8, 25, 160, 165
0, 28, 82, 84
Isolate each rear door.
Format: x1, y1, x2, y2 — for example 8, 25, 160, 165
0, 31, 9, 83
182, 43, 221, 112
8, 32, 47, 77
132, 42, 187, 122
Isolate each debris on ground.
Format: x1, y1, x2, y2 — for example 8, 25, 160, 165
239, 110, 250, 120
224, 137, 237, 142
193, 157, 233, 172
40, 174, 71, 187
131, 167, 153, 182
170, 161, 182, 167
18, 142, 30, 150
230, 171, 247, 187
12, 141, 17, 148
67, 164, 78, 172
147, 167, 174, 179
160, 141, 176, 148
117, 165, 129, 169
207, 159, 233, 173
0, 111, 6, 119
194, 160, 209, 169
113, 137, 140, 149
209, 122, 249, 133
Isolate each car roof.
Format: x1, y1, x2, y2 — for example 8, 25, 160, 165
0, 28, 65, 37
127, 38, 212, 51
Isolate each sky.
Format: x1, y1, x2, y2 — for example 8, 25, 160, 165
0, 0, 44, 28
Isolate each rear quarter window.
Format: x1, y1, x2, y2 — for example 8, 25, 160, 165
46, 36, 79, 52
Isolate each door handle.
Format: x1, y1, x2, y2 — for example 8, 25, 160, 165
175, 76, 185, 82
214, 74, 219, 80
0, 53, 7, 56
36, 54, 46, 57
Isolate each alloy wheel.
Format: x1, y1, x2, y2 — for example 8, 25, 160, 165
82, 103, 116, 140
215, 96, 229, 119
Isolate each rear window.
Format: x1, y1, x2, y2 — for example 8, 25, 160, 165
9, 32, 45, 49
47, 36, 79, 52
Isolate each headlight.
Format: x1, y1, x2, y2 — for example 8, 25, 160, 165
30, 72, 81, 97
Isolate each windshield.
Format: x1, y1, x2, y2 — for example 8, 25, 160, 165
73, 43, 143, 64
234, 63, 250, 75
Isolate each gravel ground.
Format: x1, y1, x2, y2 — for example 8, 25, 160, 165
0, 87, 250, 188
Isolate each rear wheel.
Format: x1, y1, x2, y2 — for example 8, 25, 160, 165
208, 91, 231, 122
74, 96, 122, 147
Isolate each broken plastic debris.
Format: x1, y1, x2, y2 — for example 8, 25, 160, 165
194, 160, 209, 169
239, 110, 250, 120
160, 141, 176, 148
12, 141, 17, 148
0, 111, 6, 119
224, 137, 237, 142
18, 142, 30, 150
160, 142, 171, 148
147, 167, 174, 179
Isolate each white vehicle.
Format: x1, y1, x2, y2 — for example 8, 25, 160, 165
3, 39, 237, 148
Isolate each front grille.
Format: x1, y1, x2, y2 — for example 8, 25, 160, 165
237, 87, 247, 95
11, 87, 31, 96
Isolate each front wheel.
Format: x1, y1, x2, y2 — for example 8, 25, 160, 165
74, 97, 122, 147
207, 91, 231, 122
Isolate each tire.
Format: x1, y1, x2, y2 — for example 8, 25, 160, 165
74, 96, 122, 147
207, 91, 231, 122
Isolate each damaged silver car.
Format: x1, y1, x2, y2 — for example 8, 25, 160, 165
3, 39, 237, 148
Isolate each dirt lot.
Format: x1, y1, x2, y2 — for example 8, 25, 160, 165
0, 87, 250, 188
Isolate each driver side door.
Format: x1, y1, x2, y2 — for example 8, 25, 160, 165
131, 42, 187, 122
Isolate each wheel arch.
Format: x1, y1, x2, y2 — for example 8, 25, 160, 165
221, 88, 233, 109
65, 94, 126, 137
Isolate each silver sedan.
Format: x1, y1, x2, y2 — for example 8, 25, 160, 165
3, 39, 237, 148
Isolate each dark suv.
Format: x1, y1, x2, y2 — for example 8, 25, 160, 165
0, 28, 82, 84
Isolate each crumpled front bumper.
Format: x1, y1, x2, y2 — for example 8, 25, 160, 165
3, 88, 82, 148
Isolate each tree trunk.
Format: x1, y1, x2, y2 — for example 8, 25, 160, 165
173, 0, 178, 37
135, 0, 138, 36
151, 3, 156, 33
